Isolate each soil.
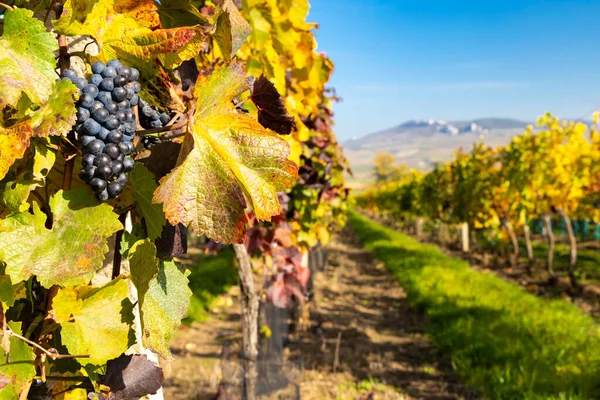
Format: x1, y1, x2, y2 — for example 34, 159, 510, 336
162, 227, 478, 399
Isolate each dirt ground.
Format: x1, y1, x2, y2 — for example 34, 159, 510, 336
162, 227, 478, 399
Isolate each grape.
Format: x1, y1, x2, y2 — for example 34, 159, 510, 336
79, 93, 95, 108
81, 135, 96, 147
91, 62, 105, 74
90, 74, 103, 86
79, 166, 96, 182
113, 75, 127, 87
97, 91, 111, 106
99, 78, 114, 92
115, 110, 127, 122
111, 160, 124, 176
74, 59, 140, 202
159, 113, 170, 125
104, 143, 121, 159
93, 154, 112, 168
83, 118, 101, 135
129, 68, 140, 82
107, 130, 123, 144
101, 67, 117, 78
63, 69, 78, 82
117, 66, 131, 78
86, 140, 105, 157
123, 157, 135, 172
92, 108, 109, 124
125, 87, 134, 100
107, 59, 122, 69
90, 178, 107, 194
107, 182, 123, 199
130, 81, 141, 93
76, 108, 90, 124
150, 120, 162, 129
116, 173, 129, 186
74, 77, 88, 90
97, 127, 110, 141
95, 165, 112, 180
105, 115, 120, 130
82, 84, 99, 98
96, 189, 109, 201
112, 87, 127, 102
82, 153, 95, 167
105, 101, 118, 114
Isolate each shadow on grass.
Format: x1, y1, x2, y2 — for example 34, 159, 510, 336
349, 211, 600, 400
184, 247, 238, 324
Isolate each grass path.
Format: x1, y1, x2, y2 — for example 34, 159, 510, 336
349, 211, 600, 399
163, 224, 475, 399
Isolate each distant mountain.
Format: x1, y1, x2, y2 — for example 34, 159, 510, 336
345, 118, 529, 150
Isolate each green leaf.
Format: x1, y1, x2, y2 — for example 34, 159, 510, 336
0, 172, 38, 214
0, 8, 58, 110
128, 239, 159, 305
130, 164, 165, 241
153, 62, 298, 243
0, 275, 24, 308
221, 0, 252, 58
0, 189, 123, 287
0, 322, 35, 396
156, 0, 209, 29
141, 260, 191, 358
52, 279, 133, 366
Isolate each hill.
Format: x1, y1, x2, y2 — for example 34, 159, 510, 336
343, 118, 530, 191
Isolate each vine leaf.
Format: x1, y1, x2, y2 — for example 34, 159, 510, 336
140, 260, 191, 359
54, 0, 207, 72
128, 239, 159, 305
153, 62, 298, 243
0, 80, 77, 180
52, 279, 133, 366
156, 0, 209, 29
0, 189, 123, 287
130, 165, 165, 241
102, 354, 164, 400
250, 75, 296, 135
0, 322, 35, 397
0, 8, 58, 110
214, 0, 252, 60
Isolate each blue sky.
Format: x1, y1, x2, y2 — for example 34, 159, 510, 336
308, 0, 600, 140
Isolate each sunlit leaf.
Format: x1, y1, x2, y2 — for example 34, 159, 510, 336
130, 165, 165, 241
153, 62, 298, 243
0, 8, 58, 110
0, 189, 123, 287
52, 279, 133, 366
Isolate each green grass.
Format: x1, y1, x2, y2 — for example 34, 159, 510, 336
348, 211, 600, 399
184, 247, 238, 323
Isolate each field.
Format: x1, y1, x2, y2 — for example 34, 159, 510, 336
161, 212, 600, 399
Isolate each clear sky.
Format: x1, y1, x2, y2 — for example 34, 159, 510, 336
308, 0, 600, 141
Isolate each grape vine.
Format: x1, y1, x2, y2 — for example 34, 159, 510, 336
0, 0, 348, 399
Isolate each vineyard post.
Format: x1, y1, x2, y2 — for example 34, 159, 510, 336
460, 222, 469, 252
523, 224, 535, 275
557, 209, 579, 288
542, 213, 556, 280
233, 243, 259, 400
415, 217, 423, 240
501, 219, 519, 268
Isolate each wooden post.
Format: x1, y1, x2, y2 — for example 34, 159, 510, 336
557, 209, 578, 288
460, 222, 469, 252
233, 244, 259, 400
542, 214, 556, 280
415, 217, 423, 240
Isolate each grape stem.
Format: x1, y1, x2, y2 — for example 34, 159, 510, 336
0, 2, 14, 11
136, 120, 187, 137
2, 329, 90, 360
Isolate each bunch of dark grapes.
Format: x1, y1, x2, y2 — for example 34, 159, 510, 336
138, 98, 171, 148
62, 59, 142, 201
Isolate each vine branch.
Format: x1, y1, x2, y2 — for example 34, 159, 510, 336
3, 329, 89, 360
